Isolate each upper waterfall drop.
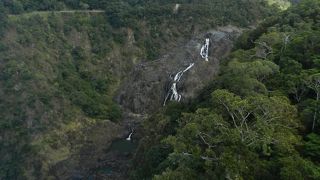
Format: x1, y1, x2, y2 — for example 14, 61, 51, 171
200, 38, 210, 61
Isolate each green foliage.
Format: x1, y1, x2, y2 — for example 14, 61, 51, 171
103, 0, 273, 29
133, 1, 320, 179
0, 0, 308, 179
0, 13, 125, 179
304, 133, 320, 161
153, 167, 198, 180
0, 2, 8, 37
220, 59, 279, 96
151, 90, 300, 179
100, 0, 275, 60
131, 145, 173, 180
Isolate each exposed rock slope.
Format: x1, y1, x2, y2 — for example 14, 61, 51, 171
117, 26, 242, 114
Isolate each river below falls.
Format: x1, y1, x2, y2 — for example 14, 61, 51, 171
86, 138, 139, 179
108, 138, 138, 154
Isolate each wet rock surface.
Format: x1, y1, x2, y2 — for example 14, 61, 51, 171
48, 111, 145, 179
117, 26, 242, 114
94, 26, 242, 179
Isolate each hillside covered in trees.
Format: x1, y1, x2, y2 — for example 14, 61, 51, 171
1, 0, 319, 180
0, 0, 296, 14
132, 0, 320, 179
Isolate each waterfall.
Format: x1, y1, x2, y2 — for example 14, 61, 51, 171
163, 37, 210, 106
163, 63, 194, 106
126, 129, 134, 141
200, 38, 210, 61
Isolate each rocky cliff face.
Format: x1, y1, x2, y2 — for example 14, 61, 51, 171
74, 25, 243, 180
49, 120, 125, 179
117, 26, 242, 115
1, 12, 241, 178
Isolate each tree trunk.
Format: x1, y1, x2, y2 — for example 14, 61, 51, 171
312, 92, 319, 131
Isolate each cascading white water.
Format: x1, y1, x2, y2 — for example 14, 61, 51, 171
163, 63, 194, 106
200, 38, 210, 61
163, 37, 210, 106
126, 129, 134, 141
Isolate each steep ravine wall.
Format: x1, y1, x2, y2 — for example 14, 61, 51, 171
117, 26, 242, 115
76, 26, 243, 180
0, 11, 242, 178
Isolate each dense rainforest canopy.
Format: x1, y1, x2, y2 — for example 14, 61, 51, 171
131, 0, 320, 179
0, 0, 319, 179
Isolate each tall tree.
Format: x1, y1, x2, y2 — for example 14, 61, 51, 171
307, 73, 320, 131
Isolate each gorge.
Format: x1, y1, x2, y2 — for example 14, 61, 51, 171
1, 1, 319, 180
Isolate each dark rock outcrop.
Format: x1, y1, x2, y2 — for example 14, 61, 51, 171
117, 26, 242, 114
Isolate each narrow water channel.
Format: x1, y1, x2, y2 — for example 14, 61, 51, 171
87, 136, 139, 179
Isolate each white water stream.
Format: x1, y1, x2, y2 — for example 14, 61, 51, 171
163, 63, 195, 106
126, 129, 134, 141
200, 38, 210, 61
163, 37, 211, 106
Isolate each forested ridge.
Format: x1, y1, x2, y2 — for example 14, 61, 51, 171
0, 0, 295, 14
1, 0, 319, 179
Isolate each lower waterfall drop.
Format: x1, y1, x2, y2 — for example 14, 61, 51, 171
163, 63, 194, 106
